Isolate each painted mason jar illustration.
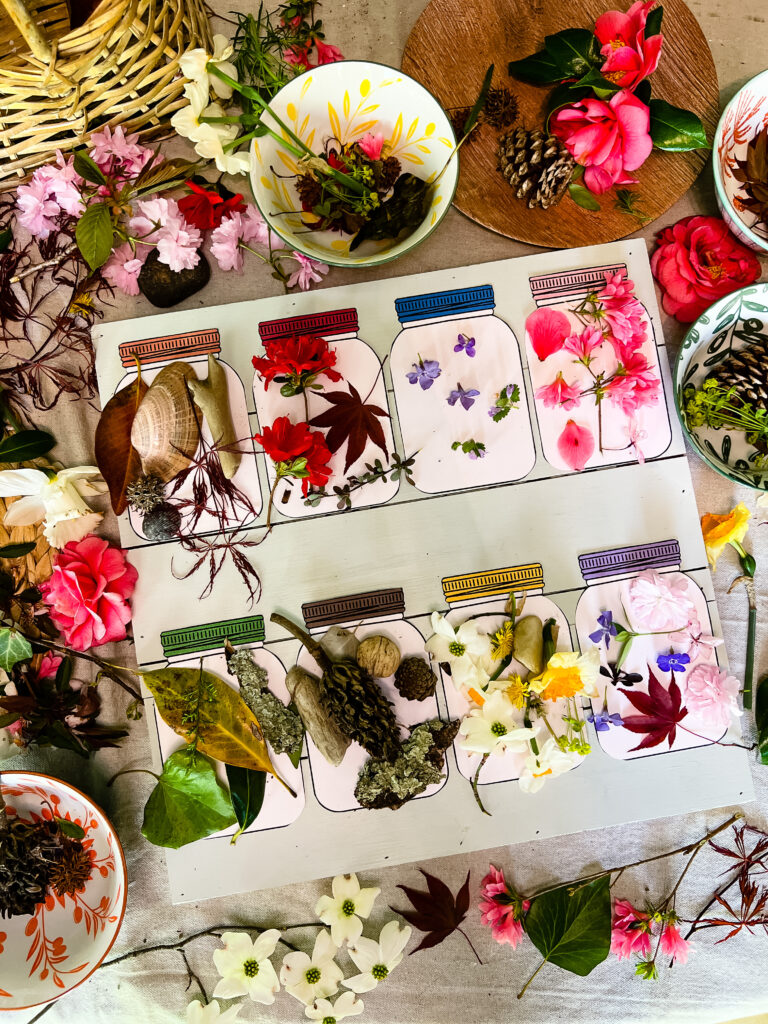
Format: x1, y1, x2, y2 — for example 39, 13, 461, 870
295, 588, 446, 812
436, 564, 576, 786
116, 329, 261, 540
525, 263, 672, 472
253, 308, 398, 519
390, 285, 536, 493
159, 615, 305, 835
574, 539, 727, 761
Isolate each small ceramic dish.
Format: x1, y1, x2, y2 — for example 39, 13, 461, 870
713, 68, 768, 253
0, 771, 127, 1011
249, 60, 458, 268
674, 282, 768, 490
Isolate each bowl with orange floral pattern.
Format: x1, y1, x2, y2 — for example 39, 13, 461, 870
0, 772, 127, 1011
249, 60, 458, 268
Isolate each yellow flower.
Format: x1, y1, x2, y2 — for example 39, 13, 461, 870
701, 503, 750, 569
530, 648, 600, 702
490, 621, 515, 661
502, 674, 528, 709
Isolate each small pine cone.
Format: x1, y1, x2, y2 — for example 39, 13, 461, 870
379, 155, 402, 192
394, 657, 437, 700
498, 127, 575, 210
320, 658, 401, 761
126, 474, 165, 513
296, 173, 322, 209
482, 88, 518, 130
706, 336, 768, 407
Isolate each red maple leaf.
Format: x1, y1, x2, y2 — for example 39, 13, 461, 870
309, 383, 389, 472
701, 875, 768, 942
391, 870, 474, 956
621, 669, 688, 751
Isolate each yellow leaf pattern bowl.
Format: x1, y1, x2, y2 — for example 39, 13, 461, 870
249, 60, 458, 268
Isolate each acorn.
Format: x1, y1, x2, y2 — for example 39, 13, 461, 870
395, 657, 437, 700
356, 635, 401, 678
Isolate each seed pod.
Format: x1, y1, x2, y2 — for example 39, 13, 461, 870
356, 635, 401, 678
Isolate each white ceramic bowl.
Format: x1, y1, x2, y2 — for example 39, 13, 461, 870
249, 60, 458, 268
0, 772, 127, 1011
713, 69, 768, 253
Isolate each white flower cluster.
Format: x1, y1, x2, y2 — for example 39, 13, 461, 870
0, 466, 106, 548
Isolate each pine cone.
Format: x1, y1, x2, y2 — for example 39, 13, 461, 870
706, 336, 768, 407
395, 656, 437, 700
379, 155, 402, 192
498, 127, 574, 210
320, 658, 401, 761
126, 474, 165, 513
296, 173, 322, 210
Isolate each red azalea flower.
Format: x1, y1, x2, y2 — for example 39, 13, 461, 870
254, 416, 333, 495
178, 181, 246, 231
252, 334, 343, 390
313, 39, 344, 65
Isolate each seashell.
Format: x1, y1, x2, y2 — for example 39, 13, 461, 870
131, 362, 200, 483
356, 635, 401, 678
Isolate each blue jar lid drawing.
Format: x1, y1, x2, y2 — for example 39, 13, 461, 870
160, 615, 266, 657
395, 284, 495, 323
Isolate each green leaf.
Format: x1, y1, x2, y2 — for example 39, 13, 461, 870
462, 64, 495, 136
645, 5, 663, 36
73, 150, 107, 186
649, 99, 708, 151
545, 83, 592, 123
141, 749, 237, 849
568, 183, 600, 211
226, 764, 266, 844
0, 541, 36, 558
75, 203, 115, 270
0, 429, 55, 461
0, 711, 21, 728
615, 634, 634, 670
508, 48, 563, 85
755, 673, 768, 765
544, 28, 601, 79
525, 877, 612, 976
0, 627, 33, 671
56, 817, 86, 840
55, 656, 73, 693
0, 228, 12, 253
635, 79, 652, 106
574, 67, 621, 99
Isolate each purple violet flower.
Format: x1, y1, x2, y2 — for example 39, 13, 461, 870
447, 383, 480, 410
406, 358, 441, 390
454, 333, 476, 357
656, 650, 691, 673
589, 610, 618, 649
587, 709, 624, 732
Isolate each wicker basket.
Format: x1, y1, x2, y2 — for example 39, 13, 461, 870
0, 0, 212, 188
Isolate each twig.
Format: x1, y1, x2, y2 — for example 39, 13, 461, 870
471, 754, 490, 816
29, 636, 143, 702
9, 243, 78, 284
456, 926, 484, 965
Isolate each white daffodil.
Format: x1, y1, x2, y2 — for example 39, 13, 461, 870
186, 1000, 243, 1024
212, 930, 281, 1004
519, 737, 582, 794
315, 873, 380, 946
180, 35, 238, 97
425, 612, 492, 686
343, 921, 411, 994
0, 466, 105, 548
281, 929, 343, 1006
528, 647, 601, 701
458, 690, 537, 756
171, 81, 212, 141
192, 111, 250, 176
305, 992, 364, 1023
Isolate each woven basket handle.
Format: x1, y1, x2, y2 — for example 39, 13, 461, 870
0, 0, 52, 62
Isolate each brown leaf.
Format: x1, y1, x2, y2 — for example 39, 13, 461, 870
309, 382, 389, 472
94, 377, 148, 514
391, 870, 471, 955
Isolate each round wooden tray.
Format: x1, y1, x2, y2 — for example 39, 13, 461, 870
402, 0, 719, 248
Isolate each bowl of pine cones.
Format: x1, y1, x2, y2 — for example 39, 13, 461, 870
675, 282, 768, 491
0, 772, 126, 1010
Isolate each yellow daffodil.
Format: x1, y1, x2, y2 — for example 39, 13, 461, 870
700, 502, 750, 569
530, 648, 601, 702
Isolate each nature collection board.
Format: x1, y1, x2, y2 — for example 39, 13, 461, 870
94, 240, 754, 905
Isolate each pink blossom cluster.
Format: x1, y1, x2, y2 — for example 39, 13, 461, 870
611, 898, 691, 965
478, 865, 529, 948
88, 125, 156, 181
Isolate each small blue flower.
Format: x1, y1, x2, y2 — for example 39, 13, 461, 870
447, 383, 480, 411
454, 333, 476, 357
656, 651, 691, 673
587, 710, 624, 732
406, 358, 441, 390
589, 610, 618, 650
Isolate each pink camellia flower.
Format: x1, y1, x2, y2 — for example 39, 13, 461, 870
684, 663, 741, 731
314, 39, 344, 65
525, 307, 571, 361
357, 132, 385, 161
650, 215, 761, 323
478, 865, 529, 948
626, 569, 696, 632
668, 619, 723, 660
563, 325, 603, 362
659, 922, 690, 964
551, 90, 653, 195
287, 252, 329, 291
605, 351, 661, 415
102, 242, 145, 296
558, 419, 595, 471
40, 535, 138, 652
595, 1, 664, 91
610, 899, 652, 960
536, 372, 583, 410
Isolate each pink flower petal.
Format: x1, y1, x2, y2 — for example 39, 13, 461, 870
557, 420, 595, 471
525, 307, 571, 361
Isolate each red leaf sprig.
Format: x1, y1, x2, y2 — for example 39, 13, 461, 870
391, 870, 482, 962
621, 669, 688, 751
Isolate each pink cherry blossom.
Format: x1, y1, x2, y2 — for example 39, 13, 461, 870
358, 132, 385, 161
610, 899, 652, 960
210, 212, 248, 272
668, 620, 723, 660
525, 307, 571, 361
89, 125, 154, 178
536, 372, 583, 410
557, 419, 595, 471
102, 242, 146, 296
605, 351, 661, 415
626, 570, 696, 632
128, 196, 177, 245
595, 1, 664, 92
659, 922, 690, 964
286, 252, 329, 290
684, 664, 741, 732
16, 175, 61, 238
156, 218, 202, 272
563, 325, 603, 362
38, 152, 84, 217
478, 865, 528, 948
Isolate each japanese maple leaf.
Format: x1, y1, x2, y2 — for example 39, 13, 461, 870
391, 870, 479, 959
701, 875, 768, 942
621, 669, 688, 751
309, 382, 389, 472
710, 824, 768, 879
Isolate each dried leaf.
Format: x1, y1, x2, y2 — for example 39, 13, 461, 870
309, 382, 389, 472
391, 870, 471, 955
94, 377, 148, 515
621, 669, 688, 750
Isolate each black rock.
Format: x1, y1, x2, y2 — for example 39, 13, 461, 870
142, 502, 182, 541
138, 248, 210, 308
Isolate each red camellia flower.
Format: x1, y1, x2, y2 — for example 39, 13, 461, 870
650, 215, 762, 323
178, 181, 246, 231
254, 416, 333, 494
40, 535, 138, 651
252, 334, 343, 390
595, 1, 663, 91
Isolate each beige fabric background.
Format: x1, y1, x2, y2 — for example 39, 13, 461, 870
5, 1, 768, 1021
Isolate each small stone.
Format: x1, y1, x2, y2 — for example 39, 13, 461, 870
142, 502, 182, 541
138, 248, 211, 308
356, 635, 401, 678
319, 625, 359, 661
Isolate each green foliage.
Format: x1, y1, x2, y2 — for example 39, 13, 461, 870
614, 188, 649, 223
73, 150, 107, 186
349, 174, 431, 251
568, 183, 600, 211
649, 99, 708, 151
755, 673, 768, 765
226, 764, 266, 844
141, 749, 237, 849
543, 28, 601, 79
525, 876, 612, 976
0, 429, 55, 461
0, 228, 12, 253
0, 542, 36, 558
0, 627, 33, 671
508, 49, 561, 84
645, 5, 663, 37
461, 64, 495, 137
75, 203, 115, 270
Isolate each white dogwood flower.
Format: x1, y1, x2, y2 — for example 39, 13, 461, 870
0, 466, 105, 548
315, 873, 380, 946
518, 737, 582, 794
458, 691, 537, 756
343, 921, 411, 994
281, 929, 343, 1006
212, 930, 281, 1004
186, 1000, 243, 1024
305, 992, 364, 1023
425, 612, 492, 689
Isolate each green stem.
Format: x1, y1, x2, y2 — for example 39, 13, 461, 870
517, 958, 546, 999
744, 604, 756, 711
471, 753, 491, 816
